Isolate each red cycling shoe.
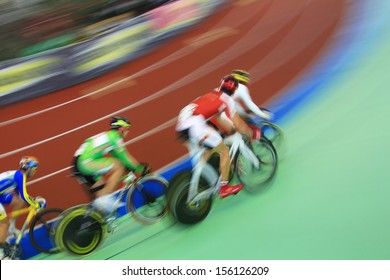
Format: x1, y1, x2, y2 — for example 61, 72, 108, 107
219, 183, 243, 198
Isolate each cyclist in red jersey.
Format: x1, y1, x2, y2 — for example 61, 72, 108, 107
176, 75, 253, 198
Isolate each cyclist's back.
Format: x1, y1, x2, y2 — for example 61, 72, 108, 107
0, 170, 23, 195
192, 91, 236, 120
76, 130, 124, 160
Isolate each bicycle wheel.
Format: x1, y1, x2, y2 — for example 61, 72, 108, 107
54, 205, 106, 255
127, 174, 168, 224
168, 171, 212, 224
236, 137, 278, 192
258, 120, 285, 153
166, 170, 191, 203
29, 208, 63, 254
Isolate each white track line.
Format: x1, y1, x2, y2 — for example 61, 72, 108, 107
0, 46, 195, 127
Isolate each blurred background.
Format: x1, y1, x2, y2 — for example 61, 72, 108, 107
0, 0, 172, 61
1, 0, 389, 263
0, 0, 221, 106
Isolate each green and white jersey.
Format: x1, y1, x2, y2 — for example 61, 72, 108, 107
75, 130, 137, 170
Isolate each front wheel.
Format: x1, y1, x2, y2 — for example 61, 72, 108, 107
236, 137, 278, 192
127, 174, 169, 224
258, 120, 285, 153
54, 205, 106, 255
29, 208, 63, 254
167, 171, 212, 224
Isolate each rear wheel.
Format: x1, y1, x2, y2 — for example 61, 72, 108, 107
54, 205, 105, 255
29, 208, 63, 254
236, 137, 278, 192
168, 171, 212, 224
127, 174, 169, 224
166, 169, 191, 203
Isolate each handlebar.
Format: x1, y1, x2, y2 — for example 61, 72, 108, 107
121, 165, 151, 185
34, 196, 47, 210
140, 163, 151, 176
246, 107, 274, 123
122, 172, 136, 184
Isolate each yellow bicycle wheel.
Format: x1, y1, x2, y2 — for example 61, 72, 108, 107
54, 205, 106, 255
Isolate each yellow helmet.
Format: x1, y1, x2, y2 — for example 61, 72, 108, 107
110, 116, 131, 129
231, 69, 250, 84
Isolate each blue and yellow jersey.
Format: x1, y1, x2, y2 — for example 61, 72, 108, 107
0, 170, 36, 206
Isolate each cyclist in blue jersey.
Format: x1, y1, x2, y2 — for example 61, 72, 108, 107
0, 156, 41, 259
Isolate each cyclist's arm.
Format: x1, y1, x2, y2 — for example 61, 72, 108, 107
14, 171, 38, 207
235, 87, 271, 119
222, 93, 253, 140
110, 137, 143, 173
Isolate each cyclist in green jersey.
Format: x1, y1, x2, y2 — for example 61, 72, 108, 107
72, 116, 150, 213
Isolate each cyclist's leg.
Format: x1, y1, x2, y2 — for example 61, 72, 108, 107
210, 143, 229, 182
189, 119, 229, 178
77, 156, 124, 214
8, 195, 24, 237
178, 115, 229, 180
206, 115, 233, 182
73, 156, 103, 200
0, 240, 10, 260
76, 157, 123, 194
0, 202, 11, 258
209, 112, 233, 136
190, 119, 242, 198
0, 195, 12, 243
96, 158, 124, 196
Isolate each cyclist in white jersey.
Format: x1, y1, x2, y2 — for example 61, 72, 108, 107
231, 69, 273, 121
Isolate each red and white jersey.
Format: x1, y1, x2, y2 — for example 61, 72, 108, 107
192, 91, 236, 120
176, 91, 236, 147
176, 91, 237, 132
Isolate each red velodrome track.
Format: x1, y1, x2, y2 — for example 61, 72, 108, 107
0, 0, 347, 211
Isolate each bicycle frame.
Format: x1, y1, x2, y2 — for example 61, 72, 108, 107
87, 171, 149, 221
7, 206, 38, 245
69, 171, 136, 219
187, 133, 260, 204
110, 172, 137, 216
246, 109, 284, 145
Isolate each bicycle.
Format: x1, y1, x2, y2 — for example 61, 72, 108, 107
167, 132, 278, 224
245, 107, 285, 154
6, 197, 63, 259
53, 171, 168, 255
